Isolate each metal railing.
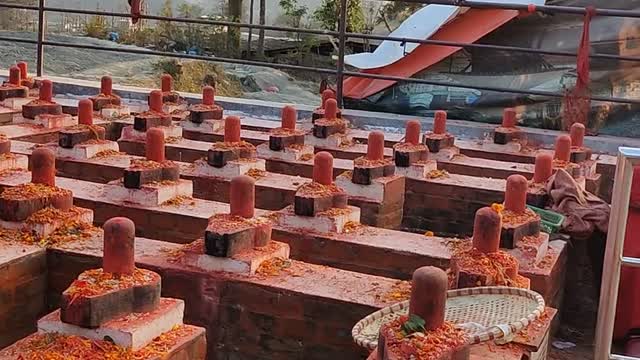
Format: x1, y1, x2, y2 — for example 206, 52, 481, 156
594, 147, 640, 360
1, 0, 640, 107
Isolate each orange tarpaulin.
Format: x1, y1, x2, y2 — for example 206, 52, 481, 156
343, 8, 520, 100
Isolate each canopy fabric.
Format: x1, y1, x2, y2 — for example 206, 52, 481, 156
343, 8, 521, 99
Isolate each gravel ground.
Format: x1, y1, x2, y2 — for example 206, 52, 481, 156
0, 31, 319, 105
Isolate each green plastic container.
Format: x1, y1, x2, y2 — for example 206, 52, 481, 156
527, 205, 564, 234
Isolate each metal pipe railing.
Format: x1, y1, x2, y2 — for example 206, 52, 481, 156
1, 0, 640, 107
335, 0, 348, 106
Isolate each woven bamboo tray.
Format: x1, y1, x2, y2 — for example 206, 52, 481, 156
352, 286, 545, 350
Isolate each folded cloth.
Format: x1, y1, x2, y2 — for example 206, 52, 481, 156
545, 169, 610, 240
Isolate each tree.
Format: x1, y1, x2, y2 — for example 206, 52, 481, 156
376, 2, 422, 32
84, 14, 109, 38
156, 0, 177, 50
279, 0, 308, 30
177, 3, 204, 51
313, 0, 365, 33
227, 0, 242, 54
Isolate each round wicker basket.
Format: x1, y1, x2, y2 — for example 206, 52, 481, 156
352, 286, 545, 350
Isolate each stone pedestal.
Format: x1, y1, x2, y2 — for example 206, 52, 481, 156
276, 205, 361, 234
100, 105, 131, 120
500, 208, 542, 249
120, 125, 182, 142
18, 113, 76, 129
182, 118, 225, 133
105, 179, 193, 207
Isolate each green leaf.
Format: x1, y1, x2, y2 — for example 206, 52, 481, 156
401, 314, 426, 335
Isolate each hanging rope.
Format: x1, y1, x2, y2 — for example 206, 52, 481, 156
563, 6, 596, 131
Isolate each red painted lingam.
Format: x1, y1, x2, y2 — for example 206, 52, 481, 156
102, 217, 136, 275
122, 127, 179, 189
568, 122, 591, 163
22, 79, 63, 119
160, 74, 181, 104
204, 175, 273, 256
500, 174, 542, 249
312, 89, 342, 121
532, 152, 553, 184
424, 111, 455, 153
16, 61, 35, 88
59, 216, 161, 328
352, 131, 395, 185
493, 108, 522, 145
393, 120, 430, 169
206, 116, 259, 169
31, 147, 56, 187
57, 99, 108, 150
0, 66, 28, 101
553, 134, 572, 163
188, 86, 224, 123
132, 90, 172, 132
378, 266, 468, 360
267, 105, 306, 152
89, 75, 122, 111
294, 152, 348, 216
455, 206, 522, 288
313, 98, 347, 139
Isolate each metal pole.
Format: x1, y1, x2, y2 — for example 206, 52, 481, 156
247, 0, 254, 58
36, 0, 45, 77
335, 0, 347, 107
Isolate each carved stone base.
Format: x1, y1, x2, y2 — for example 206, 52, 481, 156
105, 179, 193, 207
276, 205, 361, 234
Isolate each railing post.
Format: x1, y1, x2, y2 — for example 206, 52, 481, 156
335, 0, 347, 107
36, 0, 45, 77
246, 0, 254, 58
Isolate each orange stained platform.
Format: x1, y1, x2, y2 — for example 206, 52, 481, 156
343, 8, 520, 99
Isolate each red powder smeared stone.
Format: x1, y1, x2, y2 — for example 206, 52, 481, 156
405, 120, 421, 145
281, 105, 297, 130
17, 62, 28, 80
224, 116, 241, 142
230, 175, 255, 218
102, 217, 136, 275
472, 207, 502, 254
8, 66, 20, 85
77, 99, 94, 126
161, 74, 173, 93
504, 174, 528, 213
433, 110, 447, 135
502, 108, 517, 128
409, 266, 447, 330
146, 127, 165, 163
202, 86, 215, 106
148, 90, 163, 113
313, 151, 333, 185
31, 147, 56, 186
570, 122, 586, 148
324, 98, 338, 120
554, 135, 572, 162
39, 79, 53, 102
321, 89, 335, 108
367, 131, 385, 161
533, 153, 553, 183
101, 76, 113, 96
